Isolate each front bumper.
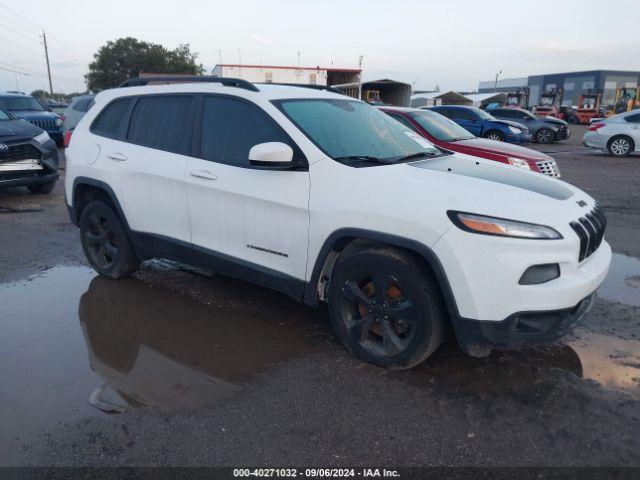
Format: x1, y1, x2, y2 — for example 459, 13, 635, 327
582, 131, 606, 150
555, 127, 571, 140
432, 222, 612, 322
0, 140, 59, 189
452, 294, 595, 349
505, 132, 532, 144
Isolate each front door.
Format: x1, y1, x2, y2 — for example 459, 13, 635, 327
184, 95, 310, 286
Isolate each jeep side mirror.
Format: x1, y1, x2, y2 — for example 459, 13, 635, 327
249, 142, 294, 166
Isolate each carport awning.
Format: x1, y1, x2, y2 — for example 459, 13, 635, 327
464, 92, 508, 107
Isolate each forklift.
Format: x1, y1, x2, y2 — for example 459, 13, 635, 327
605, 87, 640, 117
575, 91, 602, 124
533, 89, 563, 118
504, 88, 529, 109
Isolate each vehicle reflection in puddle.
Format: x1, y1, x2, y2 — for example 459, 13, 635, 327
597, 253, 640, 307
79, 274, 331, 412
0, 263, 638, 441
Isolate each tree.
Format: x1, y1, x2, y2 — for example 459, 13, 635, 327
86, 37, 204, 91
30, 89, 49, 99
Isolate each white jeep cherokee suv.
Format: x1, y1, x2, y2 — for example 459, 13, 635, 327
65, 77, 611, 369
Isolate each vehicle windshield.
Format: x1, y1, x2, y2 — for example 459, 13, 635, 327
0, 108, 11, 120
0, 96, 45, 112
470, 107, 496, 120
407, 110, 475, 141
540, 96, 555, 106
276, 99, 441, 163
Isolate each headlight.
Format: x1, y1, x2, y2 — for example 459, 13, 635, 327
508, 126, 522, 134
33, 131, 51, 144
447, 211, 562, 239
507, 157, 531, 170
55, 117, 63, 127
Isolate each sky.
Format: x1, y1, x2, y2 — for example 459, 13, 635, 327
1, 0, 639, 94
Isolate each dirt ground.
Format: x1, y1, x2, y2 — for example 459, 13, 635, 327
1, 129, 639, 471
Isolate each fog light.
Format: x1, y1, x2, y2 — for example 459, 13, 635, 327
519, 263, 560, 285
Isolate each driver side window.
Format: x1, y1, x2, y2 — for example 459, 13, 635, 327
199, 96, 302, 167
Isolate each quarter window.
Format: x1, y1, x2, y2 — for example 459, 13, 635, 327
200, 96, 296, 167
73, 98, 93, 112
91, 98, 132, 138
127, 95, 193, 153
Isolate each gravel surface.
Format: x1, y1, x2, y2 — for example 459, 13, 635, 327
1, 142, 639, 469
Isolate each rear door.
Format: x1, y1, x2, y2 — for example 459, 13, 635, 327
184, 95, 310, 283
625, 113, 640, 149
111, 94, 195, 244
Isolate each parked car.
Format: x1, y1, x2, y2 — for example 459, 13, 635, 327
43, 98, 69, 115
0, 92, 64, 147
583, 110, 640, 157
380, 106, 560, 177
427, 105, 532, 144
0, 107, 60, 194
488, 107, 571, 144
66, 77, 610, 369
62, 94, 95, 146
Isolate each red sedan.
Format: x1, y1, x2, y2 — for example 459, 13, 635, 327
379, 106, 561, 177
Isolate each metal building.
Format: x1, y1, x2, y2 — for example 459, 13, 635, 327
478, 70, 640, 108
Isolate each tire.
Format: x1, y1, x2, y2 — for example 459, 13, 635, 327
607, 135, 634, 157
535, 128, 554, 144
484, 130, 504, 142
328, 246, 446, 369
27, 181, 56, 194
567, 116, 578, 125
79, 200, 140, 279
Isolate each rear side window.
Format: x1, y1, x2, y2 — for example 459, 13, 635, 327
127, 95, 193, 153
493, 109, 513, 118
200, 96, 296, 167
91, 98, 131, 138
625, 113, 640, 123
73, 98, 93, 112
449, 109, 475, 121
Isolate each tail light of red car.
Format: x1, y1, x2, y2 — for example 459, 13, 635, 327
588, 123, 605, 132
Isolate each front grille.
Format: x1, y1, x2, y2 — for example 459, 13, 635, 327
570, 205, 606, 262
535, 159, 561, 178
0, 143, 42, 163
29, 119, 57, 130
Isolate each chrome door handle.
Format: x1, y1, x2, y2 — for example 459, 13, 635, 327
190, 170, 218, 180
107, 152, 127, 161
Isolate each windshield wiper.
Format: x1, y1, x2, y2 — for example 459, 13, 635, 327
393, 151, 440, 162
333, 155, 394, 164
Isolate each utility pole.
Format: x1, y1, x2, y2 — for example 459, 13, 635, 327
297, 51, 301, 68
357, 55, 363, 100
42, 31, 53, 95
494, 69, 502, 93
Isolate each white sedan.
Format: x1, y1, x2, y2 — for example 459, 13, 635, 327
583, 110, 640, 157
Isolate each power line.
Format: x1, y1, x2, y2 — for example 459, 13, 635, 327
0, 12, 40, 38
0, 1, 43, 31
0, 21, 42, 45
0, 31, 45, 58
0, 2, 89, 66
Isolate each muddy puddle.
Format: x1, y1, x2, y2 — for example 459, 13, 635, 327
597, 253, 640, 307
0, 259, 639, 450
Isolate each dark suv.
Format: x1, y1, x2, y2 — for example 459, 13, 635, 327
488, 107, 571, 144
0, 93, 64, 147
0, 107, 59, 194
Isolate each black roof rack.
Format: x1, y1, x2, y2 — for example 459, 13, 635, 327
258, 83, 344, 95
118, 76, 259, 92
